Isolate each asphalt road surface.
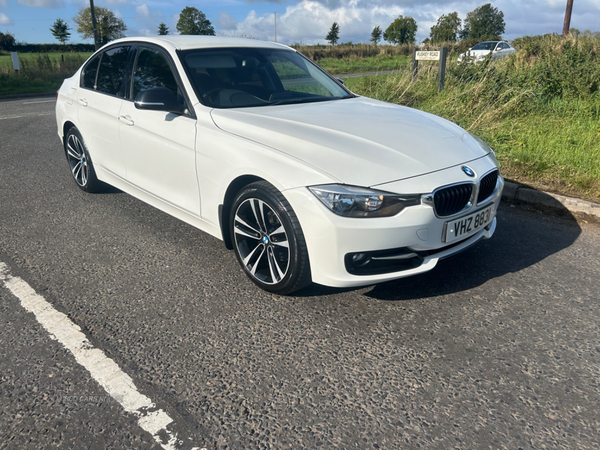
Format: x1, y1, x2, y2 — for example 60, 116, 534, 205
1, 96, 599, 449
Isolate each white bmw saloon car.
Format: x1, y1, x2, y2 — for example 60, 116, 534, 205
56, 36, 504, 294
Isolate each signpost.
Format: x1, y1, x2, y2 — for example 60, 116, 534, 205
411, 47, 448, 92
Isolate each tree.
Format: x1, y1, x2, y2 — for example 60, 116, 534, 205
74, 6, 127, 46
370, 26, 382, 45
157, 22, 169, 35
383, 16, 417, 45
429, 12, 461, 44
176, 7, 215, 35
326, 22, 340, 45
50, 18, 71, 44
0, 31, 16, 51
460, 3, 505, 40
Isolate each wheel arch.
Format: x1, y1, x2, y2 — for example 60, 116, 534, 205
62, 121, 76, 149
219, 174, 265, 249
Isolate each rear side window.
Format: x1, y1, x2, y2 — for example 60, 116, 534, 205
131, 47, 179, 100
81, 55, 100, 89
96, 46, 131, 97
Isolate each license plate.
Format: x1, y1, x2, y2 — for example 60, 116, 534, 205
444, 206, 494, 243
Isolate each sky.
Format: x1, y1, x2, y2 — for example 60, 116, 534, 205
1, 0, 599, 46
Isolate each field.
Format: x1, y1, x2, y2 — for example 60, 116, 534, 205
316, 54, 409, 75
0, 51, 92, 69
0, 52, 91, 95
1, 35, 598, 203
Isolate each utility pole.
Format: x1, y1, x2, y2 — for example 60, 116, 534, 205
274, 12, 277, 42
90, 0, 99, 50
562, 0, 574, 36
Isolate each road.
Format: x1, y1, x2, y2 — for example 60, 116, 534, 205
1, 96, 600, 449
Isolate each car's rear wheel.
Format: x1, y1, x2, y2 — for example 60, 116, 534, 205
230, 181, 311, 294
64, 127, 103, 193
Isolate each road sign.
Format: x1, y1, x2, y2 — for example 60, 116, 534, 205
415, 51, 440, 61
411, 48, 448, 92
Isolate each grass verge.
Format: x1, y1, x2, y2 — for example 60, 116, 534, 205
345, 35, 600, 203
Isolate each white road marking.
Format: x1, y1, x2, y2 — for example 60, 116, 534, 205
23, 100, 55, 104
0, 262, 203, 450
0, 112, 54, 120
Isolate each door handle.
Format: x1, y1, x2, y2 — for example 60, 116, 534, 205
78, 98, 88, 107
119, 115, 134, 126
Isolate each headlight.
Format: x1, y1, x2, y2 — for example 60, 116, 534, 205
308, 184, 420, 218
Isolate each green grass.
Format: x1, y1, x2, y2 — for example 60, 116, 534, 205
0, 51, 92, 69
0, 52, 89, 95
317, 54, 410, 75
345, 35, 600, 202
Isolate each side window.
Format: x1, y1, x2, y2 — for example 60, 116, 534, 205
96, 46, 131, 97
132, 47, 180, 101
81, 54, 100, 89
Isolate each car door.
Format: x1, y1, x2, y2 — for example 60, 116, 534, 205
118, 45, 200, 216
497, 43, 511, 59
76, 45, 131, 179
492, 43, 502, 59
504, 43, 516, 56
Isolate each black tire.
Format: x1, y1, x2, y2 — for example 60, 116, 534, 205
230, 181, 311, 294
64, 126, 104, 193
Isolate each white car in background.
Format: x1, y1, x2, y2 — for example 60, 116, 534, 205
55, 36, 503, 294
457, 41, 516, 63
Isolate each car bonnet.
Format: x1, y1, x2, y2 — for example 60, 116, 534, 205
210, 96, 489, 187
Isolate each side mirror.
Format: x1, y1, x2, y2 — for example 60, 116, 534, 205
134, 87, 186, 114
337, 78, 345, 85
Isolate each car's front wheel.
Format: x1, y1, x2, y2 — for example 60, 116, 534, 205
230, 181, 311, 294
64, 126, 103, 193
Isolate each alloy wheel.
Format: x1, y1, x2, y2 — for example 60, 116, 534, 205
233, 198, 290, 285
66, 133, 89, 187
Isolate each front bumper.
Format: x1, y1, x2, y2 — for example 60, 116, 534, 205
283, 162, 504, 288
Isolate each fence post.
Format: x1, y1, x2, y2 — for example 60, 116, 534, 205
437, 47, 448, 92
411, 47, 418, 81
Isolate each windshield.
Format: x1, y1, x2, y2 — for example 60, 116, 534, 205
180, 47, 351, 108
471, 42, 497, 51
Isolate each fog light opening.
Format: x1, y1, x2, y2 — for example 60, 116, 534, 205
351, 253, 371, 267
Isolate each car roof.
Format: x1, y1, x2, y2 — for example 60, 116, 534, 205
106, 36, 292, 52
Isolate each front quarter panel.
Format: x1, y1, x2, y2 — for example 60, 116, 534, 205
192, 104, 338, 229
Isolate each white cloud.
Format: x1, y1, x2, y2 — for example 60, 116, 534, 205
17, 0, 64, 7
134, 3, 165, 34
128, 28, 154, 37
0, 12, 12, 25
0, 0, 8, 7
222, 0, 600, 45
227, 0, 406, 43
244, 0, 287, 3
219, 12, 238, 30
136, 3, 150, 17
172, 14, 180, 34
